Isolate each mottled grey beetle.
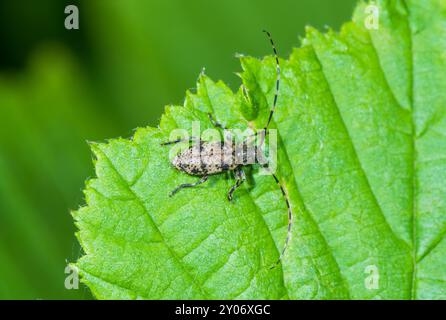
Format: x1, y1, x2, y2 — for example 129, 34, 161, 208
161, 31, 292, 268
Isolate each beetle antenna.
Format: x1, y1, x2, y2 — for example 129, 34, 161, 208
270, 173, 292, 269
262, 30, 280, 132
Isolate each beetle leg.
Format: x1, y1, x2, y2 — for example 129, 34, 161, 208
227, 167, 246, 201
169, 175, 208, 197
209, 113, 234, 144
246, 128, 268, 144
160, 137, 198, 146
208, 113, 226, 129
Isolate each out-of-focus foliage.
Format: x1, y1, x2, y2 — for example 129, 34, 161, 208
0, 0, 355, 299
0, 48, 111, 299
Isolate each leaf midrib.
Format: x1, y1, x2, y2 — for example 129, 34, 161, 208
247, 65, 351, 298
299, 42, 409, 298
275, 127, 351, 298
403, 0, 418, 300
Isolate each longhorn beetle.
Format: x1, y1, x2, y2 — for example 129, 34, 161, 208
161, 31, 292, 268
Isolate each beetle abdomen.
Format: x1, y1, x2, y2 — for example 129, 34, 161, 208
172, 141, 237, 176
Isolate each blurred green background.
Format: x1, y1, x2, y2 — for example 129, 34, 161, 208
0, 0, 356, 299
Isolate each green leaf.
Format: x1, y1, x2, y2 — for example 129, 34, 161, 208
74, 0, 446, 299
